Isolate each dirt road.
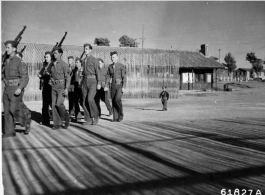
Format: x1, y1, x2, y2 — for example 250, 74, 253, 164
2, 82, 265, 195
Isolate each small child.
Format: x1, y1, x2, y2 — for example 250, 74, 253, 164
159, 86, 169, 111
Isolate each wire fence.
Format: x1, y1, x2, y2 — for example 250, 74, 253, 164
2, 43, 180, 101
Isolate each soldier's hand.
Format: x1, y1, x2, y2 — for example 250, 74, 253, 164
14, 88, 22, 96
63, 88, 68, 97
97, 84, 101, 90
121, 88, 124, 93
104, 87, 108, 91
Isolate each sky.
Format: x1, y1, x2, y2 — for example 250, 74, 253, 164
1, 1, 265, 68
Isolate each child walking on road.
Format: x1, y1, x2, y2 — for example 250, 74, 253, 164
159, 86, 169, 111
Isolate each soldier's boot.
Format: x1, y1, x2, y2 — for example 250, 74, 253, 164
92, 116, 99, 125
64, 114, 71, 129
24, 112, 32, 135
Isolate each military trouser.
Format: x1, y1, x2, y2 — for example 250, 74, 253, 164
74, 84, 83, 120
162, 99, 168, 110
82, 78, 99, 122
95, 87, 112, 116
68, 85, 75, 115
3, 86, 31, 135
42, 90, 52, 125
110, 84, 123, 121
51, 84, 70, 126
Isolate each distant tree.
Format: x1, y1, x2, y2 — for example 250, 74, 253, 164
224, 52, 237, 75
246, 52, 264, 76
94, 38, 110, 46
246, 52, 258, 64
119, 35, 139, 47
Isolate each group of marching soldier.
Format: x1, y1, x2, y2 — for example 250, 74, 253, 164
2, 40, 126, 137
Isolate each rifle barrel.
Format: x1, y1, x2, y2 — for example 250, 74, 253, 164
57, 32, 67, 47
14, 26, 26, 43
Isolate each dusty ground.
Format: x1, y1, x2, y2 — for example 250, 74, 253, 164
1, 81, 265, 195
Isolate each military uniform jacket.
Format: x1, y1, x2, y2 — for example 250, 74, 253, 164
159, 91, 169, 100
82, 55, 100, 85
50, 59, 70, 89
107, 62, 126, 88
3, 55, 29, 90
98, 67, 110, 88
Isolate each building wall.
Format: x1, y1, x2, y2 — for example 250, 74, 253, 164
179, 68, 214, 90
2, 43, 180, 100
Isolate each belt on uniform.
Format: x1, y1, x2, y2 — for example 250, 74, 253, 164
86, 75, 96, 78
54, 79, 65, 84
6, 79, 20, 86
115, 79, 122, 85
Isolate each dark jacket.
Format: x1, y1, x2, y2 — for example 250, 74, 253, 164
98, 67, 110, 87
159, 91, 169, 100
39, 62, 53, 92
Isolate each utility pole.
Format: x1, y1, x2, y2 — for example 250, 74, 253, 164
219, 49, 221, 63
139, 24, 145, 72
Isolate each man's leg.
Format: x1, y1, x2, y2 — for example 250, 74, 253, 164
74, 88, 81, 120
87, 83, 99, 125
15, 90, 32, 134
110, 85, 118, 121
68, 88, 75, 115
42, 92, 50, 125
52, 88, 62, 128
3, 89, 16, 137
82, 85, 92, 124
114, 85, 123, 121
103, 90, 112, 115
55, 88, 70, 129
164, 99, 167, 110
94, 90, 101, 117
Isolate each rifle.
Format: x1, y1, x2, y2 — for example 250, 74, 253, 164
2, 26, 27, 66
39, 32, 68, 90
80, 51, 85, 59
57, 32, 67, 48
20, 45, 26, 53
51, 42, 58, 53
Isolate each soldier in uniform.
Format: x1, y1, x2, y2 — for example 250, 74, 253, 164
37, 51, 53, 126
68, 56, 75, 116
95, 58, 112, 117
50, 47, 71, 130
2, 41, 31, 138
82, 43, 101, 125
107, 51, 126, 122
73, 58, 83, 122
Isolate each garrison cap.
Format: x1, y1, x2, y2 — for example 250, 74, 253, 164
68, 56, 74, 60
75, 57, 80, 61
4, 40, 17, 47
45, 51, 52, 55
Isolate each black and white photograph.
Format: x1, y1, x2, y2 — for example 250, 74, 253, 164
1, 1, 265, 195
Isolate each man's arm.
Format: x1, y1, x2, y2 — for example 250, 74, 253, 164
63, 62, 70, 90
94, 58, 100, 85
121, 64, 127, 88
18, 60, 29, 90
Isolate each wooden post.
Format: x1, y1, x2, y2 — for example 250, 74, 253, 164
192, 68, 194, 90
